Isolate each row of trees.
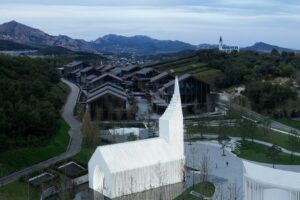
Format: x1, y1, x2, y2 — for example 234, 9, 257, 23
195, 50, 300, 88
245, 81, 299, 117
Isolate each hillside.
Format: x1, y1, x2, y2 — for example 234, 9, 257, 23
242, 42, 298, 53
148, 49, 300, 88
91, 34, 196, 55
0, 21, 92, 51
0, 39, 38, 50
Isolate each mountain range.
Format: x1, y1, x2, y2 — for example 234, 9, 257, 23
0, 21, 298, 55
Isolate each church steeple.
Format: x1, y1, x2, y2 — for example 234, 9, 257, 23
219, 36, 223, 50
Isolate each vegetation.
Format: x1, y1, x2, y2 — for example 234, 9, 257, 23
276, 118, 300, 130
245, 81, 298, 117
0, 39, 37, 50
0, 120, 69, 177
186, 121, 300, 153
0, 181, 40, 200
0, 55, 69, 150
237, 140, 300, 165
175, 182, 215, 200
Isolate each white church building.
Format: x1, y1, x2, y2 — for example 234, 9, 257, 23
243, 161, 300, 200
88, 78, 185, 199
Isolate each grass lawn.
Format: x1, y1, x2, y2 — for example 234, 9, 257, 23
0, 120, 70, 178
276, 118, 300, 130
186, 122, 300, 153
193, 69, 222, 81
73, 139, 112, 165
73, 145, 97, 164
174, 182, 215, 200
237, 140, 300, 165
172, 63, 207, 75
0, 181, 40, 200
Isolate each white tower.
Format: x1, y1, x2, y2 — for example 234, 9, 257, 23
219, 36, 223, 51
158, 77, 184, 156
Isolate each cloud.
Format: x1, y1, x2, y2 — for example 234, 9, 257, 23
0, 1, 299, 48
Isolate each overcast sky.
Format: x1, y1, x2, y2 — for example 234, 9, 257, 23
1, 0, 300, 49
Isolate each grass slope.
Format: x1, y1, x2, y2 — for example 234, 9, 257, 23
0, 119, 70, 177
237, 141, 300, 165
0, 181, 40, 200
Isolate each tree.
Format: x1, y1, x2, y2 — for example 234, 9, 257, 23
199, 151, 211, 183
242, 120, 257, 142
271, 48, 280, 56
197, 120, 208, 139
95, 106, 103, 121
266, 144, 281, 168
82, 109, 100, 146
190, 146, 197, 189
218, 120, 230, 156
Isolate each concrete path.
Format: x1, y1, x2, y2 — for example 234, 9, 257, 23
190, 132, 300, 156
185, 141, 300, 200
185, 142, 244, 200
0, 79, 82, 186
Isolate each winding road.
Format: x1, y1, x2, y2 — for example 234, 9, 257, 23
0, 79, 82, 186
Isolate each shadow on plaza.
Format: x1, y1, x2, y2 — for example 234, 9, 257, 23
75, 182, 185, 200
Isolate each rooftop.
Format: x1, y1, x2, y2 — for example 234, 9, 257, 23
64, 61, 83, 68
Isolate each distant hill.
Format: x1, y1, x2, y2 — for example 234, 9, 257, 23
0, 20, 298, 55
242, 42, 298, 53
0, 39, 38, 50
0, 20, 92, 52
91, 34, 196, 55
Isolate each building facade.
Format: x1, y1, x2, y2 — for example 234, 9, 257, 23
243, 161, 300, 200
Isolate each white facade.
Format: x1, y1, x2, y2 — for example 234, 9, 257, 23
219, 36, 239, 53
243, 161, 300, 200
88, 78, 185, 199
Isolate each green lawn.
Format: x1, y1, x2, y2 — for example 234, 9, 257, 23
276, 118, 300, 130
0, 181, 40, 200
73, 145, 97, 164
172, 63, 207, 75
193, 69, 222, 81
0, 120, 70, 178
174, 182, 215, 200
186, 122, 300, 153
237, 140, 300, 165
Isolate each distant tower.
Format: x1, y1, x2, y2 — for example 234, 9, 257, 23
219, 36, 223, 51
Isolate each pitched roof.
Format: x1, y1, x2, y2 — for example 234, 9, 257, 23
150, 71, 171, 83
64, 61, 83, 67
80, 66, 93, 73
89, 73, 122, 84
122, 64, 139, 72
136, 67, 154, 75
159, 73, 191, 92
87, 84, 127, 103
89, 82, 123, 94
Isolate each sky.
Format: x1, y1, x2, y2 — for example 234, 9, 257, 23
0, 0, 300, 49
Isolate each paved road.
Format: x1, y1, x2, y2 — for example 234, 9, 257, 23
0, 79, 82, 186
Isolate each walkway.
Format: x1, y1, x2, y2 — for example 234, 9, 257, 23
0, 79, 82, 186
190, 133, 300, 157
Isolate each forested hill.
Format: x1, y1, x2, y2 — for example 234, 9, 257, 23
0, 56, 69, 151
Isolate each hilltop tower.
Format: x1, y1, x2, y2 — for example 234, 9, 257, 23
219, 36, 223, 51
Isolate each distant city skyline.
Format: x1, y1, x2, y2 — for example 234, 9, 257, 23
1, 0, 300, 49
